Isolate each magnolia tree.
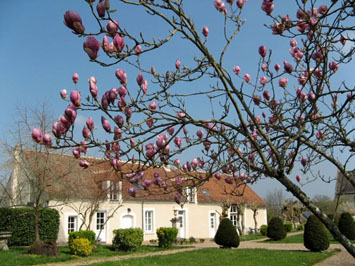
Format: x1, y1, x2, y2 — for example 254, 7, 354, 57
31, 0, 354, 256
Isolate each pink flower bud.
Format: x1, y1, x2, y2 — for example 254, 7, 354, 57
174, 137, 182, 148
101, 116, 111, 132
244, 73, 251, 83
278, 77, 288, 88
258, 46, 267, 58
177, 112, 186, 120
102, 35, 110, 53
82, 126, 91, 139
340, 35, 346, 45
86, 117, 94, 131
318, 5, 328, 15
290, 38, 297, 47
196, 129, 204, 139
115, 69, 127, 85
214, 172, 221, 180
141, 80, 148, 94
118, 86, 127, 98
79, 160, 90, 169
175, 59, 181, 69
202, 26, 209, 38
64, 10, 85, 34
136, 73, 144, 86
259, 76, 268, 86
167, 126, 175, 135
252, 95, 261, 105
225, 177, 233, 184
308, 92, 316, 102
263, 90, 271, 101
261, 1, 274, 15
107, 20, 119, 35
329, 61, 338, 72
96, 0, 106, 17
174, 193, 182, 204
72, 147, 81, 159
173, 159, 180, 168
72, 73, 79, 84
89, 77, 98, 99
146, 117, 154, 128
113, 34, 125, 52
60, 89, 67, 99
191, 158, 198, 169
233, 66, 241, 75
236, 0, 246, 9
70, 90, 81, 107
149, 102, 157, 111
83, 37, 100, 60
261, 64, 267, 72
128, 187, 136, 197
134, 45, 142, 55
296, 175, 301, 182
125, 107, 132, 121
283, 61, 293, 74
31, 128, 42, 143
274, 64, 280, 72
183, 127, 188, 135
301, 157, 307, 167
41, 133, 52, 147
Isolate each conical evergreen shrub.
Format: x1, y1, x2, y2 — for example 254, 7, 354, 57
214, 218, 240, 248
304, 215, 329, 252
338, 212, 355, 240
267, 217, 287, 240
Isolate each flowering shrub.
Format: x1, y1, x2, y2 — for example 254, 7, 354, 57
156, 227, 178, 248
69, 238, 93, 256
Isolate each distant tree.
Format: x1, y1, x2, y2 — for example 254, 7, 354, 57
312, 195, 336, 215
264, 189, 287, 219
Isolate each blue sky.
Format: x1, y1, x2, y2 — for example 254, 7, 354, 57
0, 0, 352, 199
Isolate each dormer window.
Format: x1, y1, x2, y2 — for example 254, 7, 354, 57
102, 181, 122, 201
183, 187, 197, 203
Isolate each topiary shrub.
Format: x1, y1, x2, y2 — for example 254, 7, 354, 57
214, 218, 240, 248
69, 238, 93, 256
338, 212, 355, 240
267, 217, 287, 240
260, 224, 268, 236
112, 228, 143, 251
284, 222, 293, 232
156, 227, 178, 248
68, 230, 96, 247
304, 215, 329, 252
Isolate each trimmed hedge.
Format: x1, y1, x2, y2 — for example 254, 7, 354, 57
69, 238, 93, 256
284, 222, 293, 232
68, 230, 96, 247
112, 228, 143, 251
304, 215, 329, 252
267, 217, 287, 241
156, 227, 178, 248
214, 218, 240, 248
338, 212, 355, 240
260, 224, 268, 235
0, 207, 59, 246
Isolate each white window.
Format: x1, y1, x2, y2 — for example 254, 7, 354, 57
110, 181, 119, 200
144, 210, 154, 233
183, 187, 196, 203
96, 212, 105, 230
210, 213, 216, 229
230, 205, 238, 229
68, 216, 77, 233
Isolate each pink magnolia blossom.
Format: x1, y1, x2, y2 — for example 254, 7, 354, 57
118, 86, 127, 98
70, 90, 81, 107
177, 112, 186, 120
96, 0, 106, 17
174, 193, 182, 204
233, 66, 241, 75
136, 73, 144, 86
196, 129, 204, 139
149, 102, 157, 111
31, 128, 42, 143
260, 76, 267, 86
183, 127, 188, 135
174, 159, 181, 167
340, 35, 346, 45
308, 92, 316, 102
214, 0, 226, 13
263, 90, 271, 101
225, 177, 233, 184
89, 76, 98, 99
107, 20, 118, 35
236, 0, 246, 9
134, 45, 142, 55
79, 160, 90, 169
113, 34, 125, 52
72, 73, 79, 84
128, 187, 136, 197
43, 133, 52, 147
130, 138, 135, 148
83, 37, 100, 60
258, 45, 267, 58
141, 80, 148, 94
329, 62, 338, 72
174, 137, 182, 148
296, 175, 301, 182
175, 59, 181, 69
64, 10, 85, 34
167, 126, 175, 135
146, 117, 154, 128
60, 89, 67, 100
101, 116, 111, 132
283, 61, 293, 73
124, 107, 132, 121
214, 172, 222, 180
72, 147, 81, 159
318, 5, 328, 15
274, 64, 280, 72
115, 69, 127, 84
82, 126, 91, 139
261, 1, 274, 15
301, 157, 307, 167
290, 38, 297, 47
244, 73, 250, 83
202, 26, 209, 38
261, 64, 267, 72
252, 95, 261, 105
101, 36, 109, 53
86, 117, 94, 131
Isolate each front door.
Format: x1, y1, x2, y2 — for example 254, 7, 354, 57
209, 212, 217, 238
177, 210, 185, 239
96, 211, 106, 242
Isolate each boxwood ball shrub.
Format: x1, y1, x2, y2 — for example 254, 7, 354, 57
68, 230, 96, 247
69, 238, 93, 256
267, 217, 287, 240
156, 227, 178, 248
214, 218, 240, 248
338, 212, 355, 240
260, 224, 268, 235
112, 228, 143, 251
304, 215, 329, 252
284, 222, 293, 232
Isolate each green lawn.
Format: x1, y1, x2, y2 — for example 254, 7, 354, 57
239, 233, 267, 241
0, 245, 190, 266
262, 231, 355, 244
89, 248, 336, 266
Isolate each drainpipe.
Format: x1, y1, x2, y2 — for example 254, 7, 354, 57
141, 200, 144, 233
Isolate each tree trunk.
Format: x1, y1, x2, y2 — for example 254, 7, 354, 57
253, 211, 258, 233
34, 208, 40, 242
277, 173, 355, 257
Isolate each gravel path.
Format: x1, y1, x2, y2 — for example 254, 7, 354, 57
39, 232, 354, 266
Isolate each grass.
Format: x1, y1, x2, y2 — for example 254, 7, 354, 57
0, 245, 190, 266
239, 233, 267, 241
89, 248, 336, 266
262, 230, 355, 244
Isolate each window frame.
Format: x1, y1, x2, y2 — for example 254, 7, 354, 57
143, 208, 155, 234
67, 215, 78, 234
